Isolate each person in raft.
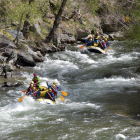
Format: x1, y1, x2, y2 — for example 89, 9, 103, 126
46, 81, 61, 97
45, 88, 55, 101
26, 81, 34, 95
31, 86, 38, 98
100, 40, 107, 50
85, 35, 94, 46
104, 38, 109, 48
32, 73, 41, 90
93, 31, 99, 45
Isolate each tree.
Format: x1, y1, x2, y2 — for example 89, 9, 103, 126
5, 0, 49, 46
46, 0, 68, 45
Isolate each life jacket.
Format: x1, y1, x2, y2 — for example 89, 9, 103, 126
29, 87, 33, 94
33, 90, 37, 97
34, 78, 38, 83
100, 43, 104, 50
88, 38, 93, 42
94, 35, 99, 40
47, 92, 54, 99
52, 86, 58, 96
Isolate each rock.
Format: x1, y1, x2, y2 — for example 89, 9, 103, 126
109, 34, 115, 40
7, 29, 24, 40
21, 43, 43, 62
113, 31, 124, 40
0, 55, 7, 63
108, 31, 124, 40
35, 41, 53, 55
132, 121, 140, 126
0, 36, 17, 49
102, 23, 119, 32
77, 36, 87, 43
77, 41, 82, 44
2, 49, 18, 65
58, 33, 76, 44
2, 82, 23, 87
77, 28, 91, 39
29, 25, 36, 32
57, 44, 65, 51
17, 51, 36, 67
36, 51, 43, 57
103, 34, 109, 38
34, 23, 41, 35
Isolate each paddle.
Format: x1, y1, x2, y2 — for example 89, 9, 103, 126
61, 91, 67, 96
59, 95, 65, 101
50, 85, 68, 96
79, 45, 84, 49
22, 90, 26, 93
18, 90, 27, 102
46, 92, 56, 104
108, 47, 111, 49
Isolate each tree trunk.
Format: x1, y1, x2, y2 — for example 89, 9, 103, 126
46, 0, 67, 44
23, 20, 30, 39
14, 12, 24, 47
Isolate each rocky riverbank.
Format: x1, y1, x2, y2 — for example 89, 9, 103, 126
0, 0, 130, 87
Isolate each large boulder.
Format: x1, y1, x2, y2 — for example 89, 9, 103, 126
35, 41, 54, 55
101, 23, 120, 32
76, 28, 91, 39
2, 49, 18, 65
7, 30, 24, 40
58, 33, 76, 44
21, 43, 43, 62
0, 36, 17, 49
17, 51, 36, 67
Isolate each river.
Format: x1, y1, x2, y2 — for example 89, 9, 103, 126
1, 41, 140, 140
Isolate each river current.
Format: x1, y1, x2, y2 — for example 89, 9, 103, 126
1, 41, 140, 140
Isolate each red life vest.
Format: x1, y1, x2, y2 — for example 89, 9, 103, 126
47, 92, 53, 99
52, 86, 58, 96
100, 43, 104, 49
34, 78, 38, 83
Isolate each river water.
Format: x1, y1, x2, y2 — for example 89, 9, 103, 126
1, 41, 140, 140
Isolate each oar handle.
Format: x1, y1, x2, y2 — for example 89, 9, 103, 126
46, 92, 55, 102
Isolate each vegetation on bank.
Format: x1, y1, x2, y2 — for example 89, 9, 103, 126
0, 0, 140, 45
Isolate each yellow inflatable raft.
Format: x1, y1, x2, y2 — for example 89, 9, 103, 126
87, 43, 108, 54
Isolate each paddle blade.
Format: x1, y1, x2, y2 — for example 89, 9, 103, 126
22, 90, 26, 93
108, 47, 111, 50
61, 91, 67, 96
79, 45, 84, 49
23, 96, 26, 100
18, 97, 23, 102
59, 95, 65, 101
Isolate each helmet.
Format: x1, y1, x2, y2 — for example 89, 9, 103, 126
31, 81, 34, 84
34, 73, 37, 77
96, 31, 98, 34
105, 38, 107, 41
49, 88, 52, 91
30, 84, 33, 87
53, 81, 56, 84
102, 40, 105, 43
102, 36, 105, 39
33, 84, 36, 87
89, 35, 92, 38
33, 87, 36, 90
52, 84, 55, 88
90, 39, 92, 41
